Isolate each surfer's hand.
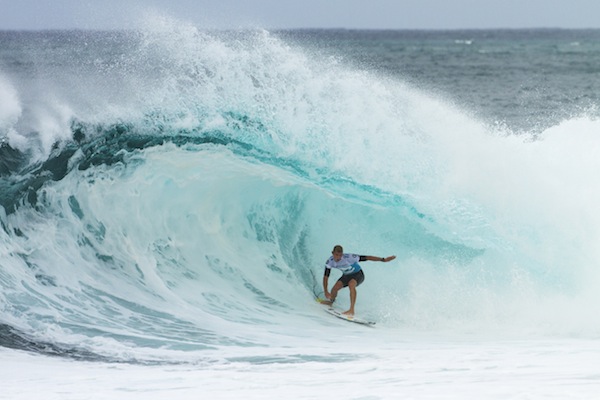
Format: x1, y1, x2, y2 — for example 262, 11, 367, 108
383, 255, 396, 262
324, 291, 332, 300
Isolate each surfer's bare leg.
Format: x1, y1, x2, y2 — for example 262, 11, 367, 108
343, 279, 357, 316
327, 280, 344, 304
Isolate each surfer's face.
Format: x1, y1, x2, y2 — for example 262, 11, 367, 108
332, 251, 343, 262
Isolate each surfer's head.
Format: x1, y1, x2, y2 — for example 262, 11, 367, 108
332, 245, 343, 261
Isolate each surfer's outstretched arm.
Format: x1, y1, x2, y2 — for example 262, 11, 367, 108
360, 255, 396, 262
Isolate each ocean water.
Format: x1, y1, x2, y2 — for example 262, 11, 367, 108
1, 17, 600, 399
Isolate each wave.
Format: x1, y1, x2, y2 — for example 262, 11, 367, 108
1, 19, 600, 362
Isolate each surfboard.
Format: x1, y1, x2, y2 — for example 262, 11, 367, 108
316, 298, 376, 326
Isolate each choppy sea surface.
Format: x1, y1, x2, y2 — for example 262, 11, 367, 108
1, 19, 600, 399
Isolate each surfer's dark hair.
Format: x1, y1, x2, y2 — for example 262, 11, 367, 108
332, 245, 343, 253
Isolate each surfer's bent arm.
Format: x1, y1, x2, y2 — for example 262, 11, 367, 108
360, 255, 397, 262
323, 267, 331, 298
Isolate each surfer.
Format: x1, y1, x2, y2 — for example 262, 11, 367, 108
322, 245, 396, 316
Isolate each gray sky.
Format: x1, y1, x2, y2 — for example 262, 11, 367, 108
1, 0, 600, 30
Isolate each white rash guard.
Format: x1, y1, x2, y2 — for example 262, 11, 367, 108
324, 253, 363, 276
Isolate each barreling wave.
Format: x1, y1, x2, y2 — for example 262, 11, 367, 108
1, 18, 600, 363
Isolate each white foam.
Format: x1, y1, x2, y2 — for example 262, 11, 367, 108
3, 334, 600, 400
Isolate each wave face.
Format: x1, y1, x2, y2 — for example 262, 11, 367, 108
1, 22, 600, 362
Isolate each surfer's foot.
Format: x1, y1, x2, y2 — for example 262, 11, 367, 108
319, 299, 333, 306
342, 310, 354, 316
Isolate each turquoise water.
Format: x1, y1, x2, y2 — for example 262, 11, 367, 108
1, 22, 600, 364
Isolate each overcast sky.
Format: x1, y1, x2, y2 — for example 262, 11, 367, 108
1, 0, 600, 30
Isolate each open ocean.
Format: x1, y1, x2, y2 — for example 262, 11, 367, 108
2, 17, 600, 399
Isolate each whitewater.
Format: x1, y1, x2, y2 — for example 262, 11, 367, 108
1, 17, 600, 399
